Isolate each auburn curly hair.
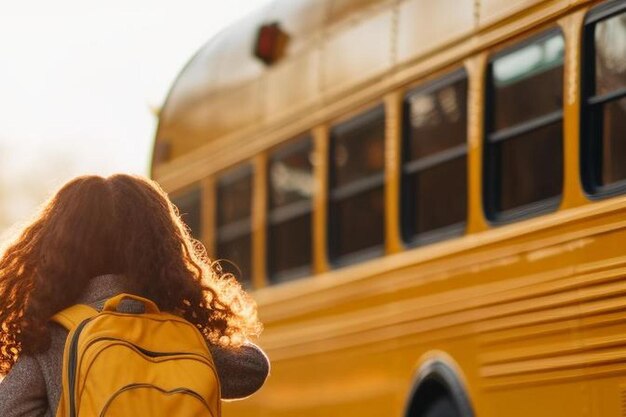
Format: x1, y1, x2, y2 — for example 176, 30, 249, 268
0, 173, 261, 375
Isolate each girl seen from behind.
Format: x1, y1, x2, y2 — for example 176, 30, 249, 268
0, 174, 269, 417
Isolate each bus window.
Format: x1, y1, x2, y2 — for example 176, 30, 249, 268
402, 70, 468, 244
329, 106, 385, 265
484, 30, 564, 222
216, 165, 253, 287
171, 185, 202, 240
582, 4, 626, 195
268, 135, 314, 283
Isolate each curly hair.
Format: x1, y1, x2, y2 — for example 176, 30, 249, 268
0, 174, 262, 375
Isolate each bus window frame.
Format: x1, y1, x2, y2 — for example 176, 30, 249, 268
328, 104, 386, 268
170, 183, 203, 240
401, 68, 469, 247
266, 133, 314, 284
215, 163, 254, 287
216, 164, 253, 240
483, 27, 565, 225
580, 0, 626, 199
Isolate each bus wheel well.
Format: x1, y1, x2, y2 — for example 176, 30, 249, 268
405, 360, 473, 417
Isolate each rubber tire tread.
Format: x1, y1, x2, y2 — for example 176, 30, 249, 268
422, 396, 458, 417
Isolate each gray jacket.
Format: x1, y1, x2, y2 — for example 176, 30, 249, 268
0, 274, 270, 417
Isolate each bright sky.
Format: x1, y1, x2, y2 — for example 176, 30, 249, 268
0, 0, 273, 232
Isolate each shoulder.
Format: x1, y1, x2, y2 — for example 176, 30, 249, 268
0, 353, 48, 416
35, 322, 67, 373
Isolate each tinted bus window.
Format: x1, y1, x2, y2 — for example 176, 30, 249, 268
216, 166, 253, 287
268, 136, 314, 283
484, 30, 564, 221
329, 106, 385, 264
328, 106, 385, 264
171, 185, 202, 240
582, 4, 626, 195
402, 70, 468, 244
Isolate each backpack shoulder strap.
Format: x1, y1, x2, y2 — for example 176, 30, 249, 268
52, 304, 99, 417
51, 304, 99, 331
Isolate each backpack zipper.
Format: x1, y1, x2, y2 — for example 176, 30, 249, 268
98, 383, 214, 417
84, 337, 215, 361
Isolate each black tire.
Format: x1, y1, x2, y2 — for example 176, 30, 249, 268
422, 396, 459, 417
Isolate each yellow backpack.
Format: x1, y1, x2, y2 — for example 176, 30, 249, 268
51, 293, 221, 417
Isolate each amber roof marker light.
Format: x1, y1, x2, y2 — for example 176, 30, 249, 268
254, 22, 289, 65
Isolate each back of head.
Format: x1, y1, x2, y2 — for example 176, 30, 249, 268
0, 174, 261, 375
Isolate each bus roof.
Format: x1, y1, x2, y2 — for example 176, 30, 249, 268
153, 0, 558, 183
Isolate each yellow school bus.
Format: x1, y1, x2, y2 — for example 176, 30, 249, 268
151, 0, 626, 416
